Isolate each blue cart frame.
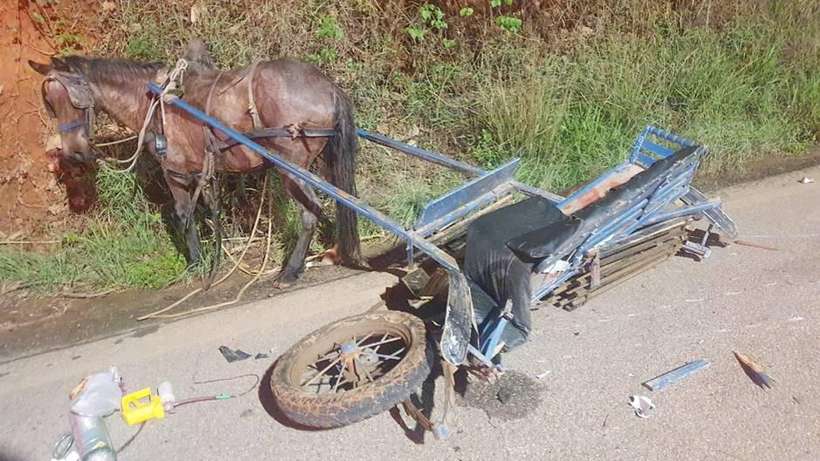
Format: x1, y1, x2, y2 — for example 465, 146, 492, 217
149, 83, 735, 369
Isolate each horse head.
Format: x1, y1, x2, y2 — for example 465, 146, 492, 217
29, 58, 99, 212
29, 58, 98, 165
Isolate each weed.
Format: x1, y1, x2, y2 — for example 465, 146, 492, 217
496, 16, 522, 33
315, 15, 344, 41
11, 0, 817, 293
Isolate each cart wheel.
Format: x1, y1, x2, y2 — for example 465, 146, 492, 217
270, 311, 433, 428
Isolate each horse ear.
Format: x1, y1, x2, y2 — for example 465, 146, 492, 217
51, 57, 71, 72
28, 60, 52, 75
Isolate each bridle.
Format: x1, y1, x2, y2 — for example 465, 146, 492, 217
41, 71, 96, 140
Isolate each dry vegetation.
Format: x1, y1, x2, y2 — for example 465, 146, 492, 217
2, 0, 818, 292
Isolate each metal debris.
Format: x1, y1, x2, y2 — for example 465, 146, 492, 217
535, 370, 552, 379
643, 359, 711, 391
218, 346, 252, 363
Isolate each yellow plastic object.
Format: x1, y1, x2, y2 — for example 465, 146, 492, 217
121, 388, 165, 425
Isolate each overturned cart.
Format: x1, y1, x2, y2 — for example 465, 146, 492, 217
150, 84, 735, 434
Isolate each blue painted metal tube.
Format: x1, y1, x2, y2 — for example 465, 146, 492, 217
357, 128, 483, 175
357, 129, 563, 203
415, 184, 514, 238
531, 267, 581, 301
149, 83, 459, 272
640, 201, 720, 228
630, 125, 697, 164
642, 140, 674, 158
480, 315, 508, 358
466, 344, 495, 368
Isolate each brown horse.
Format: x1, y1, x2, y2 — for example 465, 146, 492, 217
29, 44, 362, 286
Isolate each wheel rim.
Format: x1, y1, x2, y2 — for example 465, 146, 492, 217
289, 321, 413, 395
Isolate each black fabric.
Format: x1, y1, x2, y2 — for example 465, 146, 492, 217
505, 145, 700, 263
464, 197, 569, 350
506, 215, 582, 262
463, 145, 701, 352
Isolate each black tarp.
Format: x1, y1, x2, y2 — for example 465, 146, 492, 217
463, 146, 700, 352
464, 196, 568, 350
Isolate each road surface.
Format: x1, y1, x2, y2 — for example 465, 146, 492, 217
1, 166, 819, 461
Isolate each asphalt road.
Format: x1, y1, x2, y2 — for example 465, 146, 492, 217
1, 167, 819, 461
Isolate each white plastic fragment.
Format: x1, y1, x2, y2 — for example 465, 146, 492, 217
536, 370, 552, 379
628, 395, 655, 418
69, 367, 123, 417
798, 177, 815, 184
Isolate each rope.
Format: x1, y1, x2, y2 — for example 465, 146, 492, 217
145, 180, 275, 320
98, 59, 188, 173
93, 134, 138, 148
137, 174, 273, 321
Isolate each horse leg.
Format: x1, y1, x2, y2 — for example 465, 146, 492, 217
274, 176, 323, 288
166, 180, 202, 268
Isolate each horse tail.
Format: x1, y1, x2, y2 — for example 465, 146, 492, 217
325, 90, 362, 266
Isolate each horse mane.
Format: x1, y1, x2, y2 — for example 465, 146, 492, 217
59, 56, 164, 85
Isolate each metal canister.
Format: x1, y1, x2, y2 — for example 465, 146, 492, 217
68, 413, 116, 461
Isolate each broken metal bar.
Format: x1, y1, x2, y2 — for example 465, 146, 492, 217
642, 359, 711, 391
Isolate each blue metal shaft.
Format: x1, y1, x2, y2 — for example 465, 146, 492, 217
357, 129, 484, 175
148, 83, 458, 271
358, 129, 563, 202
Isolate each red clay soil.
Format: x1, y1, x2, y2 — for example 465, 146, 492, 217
0, 1, 65, 236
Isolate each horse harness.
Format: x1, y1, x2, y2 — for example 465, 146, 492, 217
41, 71, 96, 139
163, 61, 338, 187
42, 61, 337, 185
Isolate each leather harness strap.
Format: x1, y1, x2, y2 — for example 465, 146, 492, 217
246, 61, 263, 129
214, 127, 337, 151
163, 59, 337, 181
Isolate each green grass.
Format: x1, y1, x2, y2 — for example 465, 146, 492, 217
0, 169, 185, 292
9, 0, 817, 293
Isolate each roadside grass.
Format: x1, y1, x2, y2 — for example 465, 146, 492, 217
7, 0, 817, 294
0, 169, 185, 292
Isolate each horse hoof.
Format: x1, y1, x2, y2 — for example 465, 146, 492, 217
273, 272, 299, 289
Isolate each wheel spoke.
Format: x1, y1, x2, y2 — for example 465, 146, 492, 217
332, 361, 347, 392
372, 348, 406, 361
302, 355, 343, 387
365, 336, 402, 351
361, 366, 375, 384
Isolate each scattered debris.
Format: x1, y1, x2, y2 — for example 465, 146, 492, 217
254, 353, 269, 360
643, 359, 711, 391
628, 395, 655, 418
218, 346, 252, 363
787, 316, 804, 322
798, 176, 815, 184
733, 239, 781, 251
733, 351, 774, 389
535, 370, 552, 379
